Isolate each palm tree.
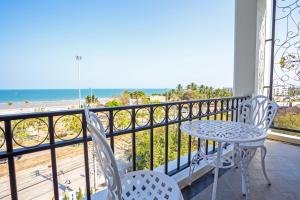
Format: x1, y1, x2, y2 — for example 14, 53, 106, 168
85, 95, 98, 105
176, 84, 183, 92
190, 82, 197, 90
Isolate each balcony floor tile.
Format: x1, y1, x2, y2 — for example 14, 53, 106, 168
182, 140, 300, 200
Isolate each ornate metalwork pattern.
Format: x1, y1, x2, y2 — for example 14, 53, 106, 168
121, 170, 182, 200
181, 104, 190, 119
54, 115, 82, 141
135, 108, 150, 127
192, 103, 199, 117
113, 110, 132, 131
273, 0, 300, 87
238, 96, 278, 132
181, 120, 266, 143
168, 105, 179, 121
95, 111, 110, 132
189, 141, 234, 183
216, 100, 221, 112
201, 102, 208, 114
153, 106, 166, 124
12, 118, 48, 148
209, 101, 215, 114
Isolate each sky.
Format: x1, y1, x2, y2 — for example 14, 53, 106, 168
0, 0, 235, 89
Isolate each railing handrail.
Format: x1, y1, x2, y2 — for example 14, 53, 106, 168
0, 96, 248, 121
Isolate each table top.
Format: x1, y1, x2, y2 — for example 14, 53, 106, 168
180, 120, 266, 143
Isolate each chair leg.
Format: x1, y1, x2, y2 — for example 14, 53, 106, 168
260, 146, 271, 185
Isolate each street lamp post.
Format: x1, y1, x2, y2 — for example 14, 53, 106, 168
89, 87, 93, 105
76, 56, 82, 108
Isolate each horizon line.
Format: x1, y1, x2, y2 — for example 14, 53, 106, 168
0, 88, 173, 90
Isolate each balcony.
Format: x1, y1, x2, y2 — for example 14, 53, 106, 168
1, 0, 300, 199
1, 96, 300, 200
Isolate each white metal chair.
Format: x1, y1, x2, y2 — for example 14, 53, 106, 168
84, 105, 183, 200
236, 95, 278, 196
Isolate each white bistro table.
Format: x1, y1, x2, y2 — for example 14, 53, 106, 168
180, 120, 266, 200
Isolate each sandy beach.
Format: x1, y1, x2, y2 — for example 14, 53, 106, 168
0, 98, 113, 115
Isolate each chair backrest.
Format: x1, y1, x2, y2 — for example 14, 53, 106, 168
238, 95, 278, 132
84, 104, 106, 135
84, 105, 123, 200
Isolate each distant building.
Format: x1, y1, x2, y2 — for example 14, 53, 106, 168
150, 95, 166, 102
223, 87, 233, 92
273, 85, 288, 97
129, 98, 143, 105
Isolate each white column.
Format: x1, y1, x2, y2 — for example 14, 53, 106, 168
233, 0, 267, 97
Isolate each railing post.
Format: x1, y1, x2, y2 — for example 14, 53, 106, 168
205, 101, 210, 154
150, 106, 154, 170
226, 99, 230, 121
48, 116, 59, 200
197, 102, 202, 150
82, 113, 91, 200
132, 108, 136, 171
177, 104, 182, 170
164, 105, 169, 174
231, 98, 235, 122
220, 99, 224, 121
5, 120, 18, 200
213, 100, 217, 151
109, 110, 114, 152
235, 98, 239, 122
187, 103, 193, 166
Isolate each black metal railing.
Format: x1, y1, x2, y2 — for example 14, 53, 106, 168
0, 96, 248, 200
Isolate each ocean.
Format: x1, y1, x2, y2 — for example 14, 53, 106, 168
0, 89, 169, 103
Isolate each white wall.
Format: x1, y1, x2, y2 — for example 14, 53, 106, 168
233, 0, 267, 97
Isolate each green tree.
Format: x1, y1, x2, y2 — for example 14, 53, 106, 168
182, 90, 199, 100
186, 82, 197, 90
274, 112, 300, 131
129, 91, 146, 99
105, 100, 122, 107
128, 90, 147, 104
165, 89, 181, 101
85, 95, 98, 105
176, 84, 183, 92
63, 193, 68, 200
288, 87, 300, 98
163, 83, 233, 101
60, 115, 81, 138
114, 110, 131, 129
77, 187, 83, 200
119, 90, 131, 105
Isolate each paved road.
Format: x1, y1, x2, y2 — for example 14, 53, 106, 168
0, 143, 130, 200
0, 155, 90, 199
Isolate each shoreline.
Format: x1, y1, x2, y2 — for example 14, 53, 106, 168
0, 98, 114, 115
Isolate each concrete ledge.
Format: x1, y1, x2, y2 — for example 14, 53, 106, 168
267, 130, 300, 145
